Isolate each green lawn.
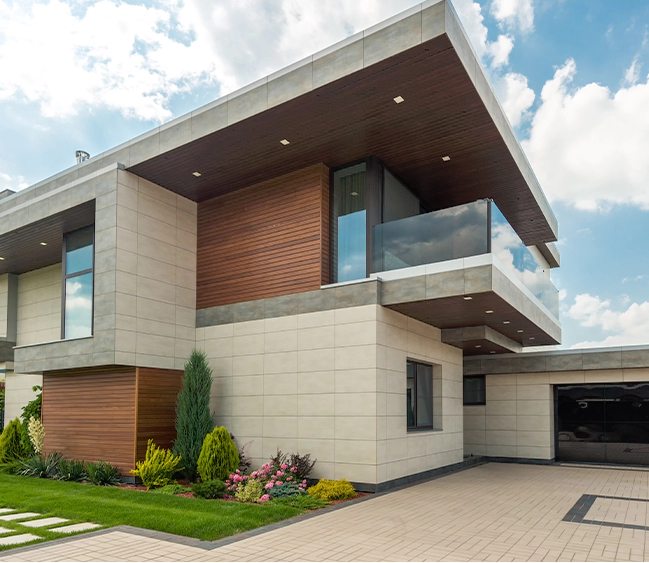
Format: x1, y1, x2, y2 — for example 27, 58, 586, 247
0, 474, 305, 551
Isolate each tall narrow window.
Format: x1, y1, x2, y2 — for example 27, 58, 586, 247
63, 226, 94, 339
407, 360, 433, 429
332, 163, 367, 282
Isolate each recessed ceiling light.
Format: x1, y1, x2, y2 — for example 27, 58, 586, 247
463, 296, 473, 301
475, 345, 482, 348
0, 257, 4, 261
280, 139, 290, 145
393, 96, 404, 104
192, 171, 201, 177
517, 330, 524, 333
40, 242, 47, 246
442, 156, 451, 161
529, 337, 535, 340
490, 351, 496, 354
503, 321, 510, 324
351, 191, 358, 196
485, 310, 493, 314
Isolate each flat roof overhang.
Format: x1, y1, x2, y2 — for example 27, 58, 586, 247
126, 1, 557, 248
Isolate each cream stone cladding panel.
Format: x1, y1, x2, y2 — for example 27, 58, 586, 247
0, 275, 7, 338
3, 370, 42, 426
463, 367, 649, 461
16, 265, 62, 346
113, 169, 197, 371
198, 303, 463, 486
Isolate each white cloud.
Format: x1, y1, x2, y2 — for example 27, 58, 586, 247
490, 0, 534, 33
623, 55, 642, 86
0, 172, 28, 192
522, 59, 649, 211
567, 293, 649, 347
486, 34, 515, 69
495, 72, 535, 127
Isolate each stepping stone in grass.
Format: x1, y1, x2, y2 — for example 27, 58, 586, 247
50, 523, 101, 534
0, 512, 40, 521
0, 509, 15, 514
0, 534, 40, 546
21, 517, 69, 528
0, 527, 13, 535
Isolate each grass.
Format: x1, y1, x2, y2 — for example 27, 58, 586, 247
0, 474, 307, 551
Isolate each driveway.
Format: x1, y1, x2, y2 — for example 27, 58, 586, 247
2, 462, 648, 562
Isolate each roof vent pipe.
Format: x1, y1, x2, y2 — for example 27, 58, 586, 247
76, 150, 90, 164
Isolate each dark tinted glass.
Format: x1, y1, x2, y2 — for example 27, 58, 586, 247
416, 363, 433, 427
464, 376, 486, 405
66, 226, 94, 275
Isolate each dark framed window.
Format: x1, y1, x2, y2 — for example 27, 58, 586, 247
463, 376, 486, 405
407, 360, 434, 429
62, 226, 94, 339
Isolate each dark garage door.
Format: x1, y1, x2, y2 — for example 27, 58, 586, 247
556, 383, 649, 465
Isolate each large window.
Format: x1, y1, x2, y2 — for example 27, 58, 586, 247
463, 376, 486, 405
407, 360, 434, 429
62, 226, 94, 339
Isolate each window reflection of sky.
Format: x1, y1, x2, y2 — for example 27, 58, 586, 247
65, 272, 93, 339
337, 210, 366, 282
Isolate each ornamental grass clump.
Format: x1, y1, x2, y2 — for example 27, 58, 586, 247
0, 418, 29, 463
18, 451, 61, 479
86, 460, 120, 486
131, 439, 183, 490
174, 350, 214, 481
57, 459, 86, 482
307, 478, 356, 501
197, 426, 239, 482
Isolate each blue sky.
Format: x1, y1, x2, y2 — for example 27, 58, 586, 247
0, 0, 647, 349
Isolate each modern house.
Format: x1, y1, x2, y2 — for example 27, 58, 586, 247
2, 0, 647, 489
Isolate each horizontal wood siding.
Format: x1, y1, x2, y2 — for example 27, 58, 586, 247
42, 367, 136, 474
135, 367, 183, 462
197, 164, 330, 308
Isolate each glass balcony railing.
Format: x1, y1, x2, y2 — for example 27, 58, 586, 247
371, 201, 559, 318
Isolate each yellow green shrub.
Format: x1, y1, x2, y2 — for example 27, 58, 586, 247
234, 479, 263, 503
307, 478, 356, 501
131, 439, 183, 489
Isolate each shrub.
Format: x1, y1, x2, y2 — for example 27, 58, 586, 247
174, 350, 214, 481
0, 460, 24, 475
27, 416, 45, 454
20, 386, 42, 456
131, 439, 183, 490
270, 495, 329, 510
192, 479, 226, 499
86, 461, 120, 486
307, 479, 356, 501
0, 418, 28, 463
234, 479, 264, 503
57, 459, 86, 482
197, 426, 239, 482
153, 483, 191, 495
269, 481, 304, 499
18, 452, 61, 478
270, 449, 316, 481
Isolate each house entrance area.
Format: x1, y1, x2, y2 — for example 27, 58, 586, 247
556, 383, 649, 465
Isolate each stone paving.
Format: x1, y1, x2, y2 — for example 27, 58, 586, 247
2, 463, 649, 561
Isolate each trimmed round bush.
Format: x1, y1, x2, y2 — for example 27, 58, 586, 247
197, 426, 239, 482
307, 478, 356, 501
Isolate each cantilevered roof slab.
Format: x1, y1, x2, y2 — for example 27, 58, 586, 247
123, 0, 557, 247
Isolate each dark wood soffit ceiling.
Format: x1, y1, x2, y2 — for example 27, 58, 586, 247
388, 291, 560, 347
0, 201, 95, 276
128, 34, 554, 247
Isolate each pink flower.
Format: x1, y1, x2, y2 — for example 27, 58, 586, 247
290, 466, 297, 473
280, 464, 288, 470
276, 481, 283, 486
235, 469, 240, 474
287, 476, 293, 481
276, 471, 284, 477
265, 482, 274, 490
259, 494, 270, 503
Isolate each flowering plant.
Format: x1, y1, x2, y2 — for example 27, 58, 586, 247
225, 462, 307, 503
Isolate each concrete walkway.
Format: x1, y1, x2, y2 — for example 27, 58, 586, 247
2, 463, 649, 562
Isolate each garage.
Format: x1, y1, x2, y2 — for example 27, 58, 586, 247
556, 383, 649, 465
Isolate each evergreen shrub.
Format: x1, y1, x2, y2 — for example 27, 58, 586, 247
131, 439, 183, 489
0, 418, 28, 462
307, 479, 356, 501
57, 459, 86, 482
197, 426, 239, 482
192, 479, 226, 499
234, 479, 263, 503
174, 350, 214, 481
86, 461, 120, 486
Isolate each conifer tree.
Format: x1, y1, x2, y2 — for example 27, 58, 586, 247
197, 426, 239, 482
173, 350, 214, 481
0, 418, 28, 463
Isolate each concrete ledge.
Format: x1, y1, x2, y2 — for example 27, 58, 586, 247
0, 339, 15, 363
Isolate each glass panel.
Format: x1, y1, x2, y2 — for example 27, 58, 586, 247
464, 376, 485, 405
407, 362, 415, 428
65, 272, 93, 339
416, 364, 433, 427
490, 204, 559, 318
383, 168, 419, 223
372, 201, 489, 273
333, 164, 367, 282
66, 226, 94, 275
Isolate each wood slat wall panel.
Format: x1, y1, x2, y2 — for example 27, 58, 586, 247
197, 164, 330, 308
42, 367, 137, 474
135, 367, 183, 462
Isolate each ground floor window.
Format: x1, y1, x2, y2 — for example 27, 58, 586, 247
463, 376, 486, 405
407, 360, 434, 430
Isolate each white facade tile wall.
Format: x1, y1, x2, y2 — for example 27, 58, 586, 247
15, 265, 62, 346
204, 304, 464, 485
0, 275, 7, 338
3, 370, 42, 426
